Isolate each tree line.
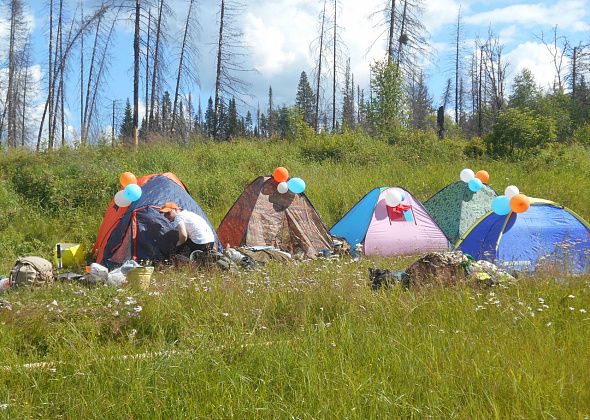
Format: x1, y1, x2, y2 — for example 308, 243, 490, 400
0, 0, 589, 151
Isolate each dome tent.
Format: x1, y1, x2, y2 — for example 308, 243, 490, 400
216, 176, 333, 258
93, 173, 221, 268
330, 187, 450, 256
456, 199, 590, 273
424, 181, 497, 244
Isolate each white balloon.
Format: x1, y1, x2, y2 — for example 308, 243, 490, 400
114, 190, 131, 207
460, 168, 475, 183
277, 181, 289, 194
385, 189, 403, 207
505, 185, 520, 198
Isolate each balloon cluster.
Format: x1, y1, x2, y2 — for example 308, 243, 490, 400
113, 172, 143, 208
460, 168, 489, 192
491, 185, 530, 216
273, 167, 306, 194
384, 189, 406, 207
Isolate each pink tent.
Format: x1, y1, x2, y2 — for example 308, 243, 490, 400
330, 187, 451, 256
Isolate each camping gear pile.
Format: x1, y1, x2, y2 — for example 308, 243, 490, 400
370, 251, 514, 290
2, 166, 589, 296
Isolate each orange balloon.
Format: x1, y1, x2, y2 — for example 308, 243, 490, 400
120, 172, 137, 187
510, 194, 530, 213
475, 170, 489, 184
273, 167, 289, 183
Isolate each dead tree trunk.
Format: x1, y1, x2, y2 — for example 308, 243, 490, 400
387, 0, 396, 64
332, 0, 337, 131
213, 0, 225, 139
149, 0, 164, 132
144, 8, 151, 134
133, 0, 141, 146
314, 0, 327, 133
171, 0, 195, 135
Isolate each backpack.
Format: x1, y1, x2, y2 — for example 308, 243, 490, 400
9, 257, 54, 287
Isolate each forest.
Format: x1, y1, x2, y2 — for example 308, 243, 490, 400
0, 0, 588, 154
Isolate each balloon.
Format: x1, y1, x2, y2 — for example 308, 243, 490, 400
114, 190, 131, 208
491, 195, 511, 216
287, 177, 305, 194
119, 172, 137, 187
124, 183, 142, 202
468, 178, 483, 192
475, 170, 489, 184
273, 167, 289, 183
510, 194, 530, 213
460, 168, 475, 183
384, 189, 403, 207
505, 185, 519, 198
277, 181, 289, 194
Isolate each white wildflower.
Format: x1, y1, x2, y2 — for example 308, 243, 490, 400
222, 312, 230, 317
568, 294, 575, 299
0, 404, 8, 410
570, 307, 575, 311
125, 297, 136, 306
546, 322, 552, 327
51, 300, 58, 306
133, 306, 142, 313
538, 297, 545, 304
580, 309, 587, 314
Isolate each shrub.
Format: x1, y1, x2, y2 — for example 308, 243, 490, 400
463, 137, 486, 158
572, 123, 590, 147
485, 108, 557, 159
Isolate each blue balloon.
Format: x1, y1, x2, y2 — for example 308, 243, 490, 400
124, 183, 142, 202
287, 177, 306, 194
491, 195, 511, 216
468, 178, 483, 192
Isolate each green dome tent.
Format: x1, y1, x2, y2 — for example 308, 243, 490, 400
424, 181, 497, 245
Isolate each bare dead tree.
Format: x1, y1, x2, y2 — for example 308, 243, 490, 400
479, 29, 508, 117
332, 0, 337, 130
213, 0, 251, 139
454, 6, 463, 125
148, 0, 167, 132
36, 3, 109, 151
537, 26, 569, 92
144, 8, 151, 133
312, 0, 327, 133
171, 0, 198, 135
387, 0, 396, 63
81, 9, 104, 144
5, 0, 28, 147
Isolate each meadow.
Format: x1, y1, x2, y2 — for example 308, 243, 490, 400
0, 132, 589, 417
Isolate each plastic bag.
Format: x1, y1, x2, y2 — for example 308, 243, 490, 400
89, 263, 109, 282
0, 278, 10, 292
120, 260, 141, 275
106, 269, 127, 287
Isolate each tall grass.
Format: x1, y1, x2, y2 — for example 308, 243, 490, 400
0, 134, 589, 417
0, 133, 588, 271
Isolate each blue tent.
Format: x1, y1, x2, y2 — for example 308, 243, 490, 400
456, 199, 590, 273
94, 173, 221, 268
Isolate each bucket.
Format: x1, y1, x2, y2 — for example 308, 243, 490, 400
126, 266, 154, 291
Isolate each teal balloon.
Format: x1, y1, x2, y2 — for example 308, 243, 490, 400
491, 195, 511, 215
287, 178, 306, 194
468, 178, 483, 192
124, 183, 142, 202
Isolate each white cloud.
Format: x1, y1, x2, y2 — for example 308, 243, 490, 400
465, 0, 589, 31
505, 41, 567, 90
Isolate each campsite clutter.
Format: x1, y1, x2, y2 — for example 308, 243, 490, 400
1, 166, 589, 295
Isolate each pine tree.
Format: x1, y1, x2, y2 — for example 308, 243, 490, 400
204, 97, 214, 137
226, 97, 238, 139
341, 59, 355, 129
119, 99, 134, 139
245, 111, 253, 136
161, 91, 172, 133
295, 71, 315, 127
267, 86, 275, 137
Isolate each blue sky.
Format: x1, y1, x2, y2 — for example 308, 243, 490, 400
13, 0, 590, 138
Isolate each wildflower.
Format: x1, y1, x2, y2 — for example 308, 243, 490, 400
331, 342, 336, 348
580, 309, 587, 314
475, 305, 485, 311
538, 297, 545, 304
133, 306, 142, 313
125, 297, 136, 306
51, 300, 58, 306
568, 294, 575, 299
112, 310, 119, 317
222, 312, 230, 317
546, 322, 552, 327
570, 307, 575, 311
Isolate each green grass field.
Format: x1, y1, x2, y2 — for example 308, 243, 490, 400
0, 133, 589, 417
